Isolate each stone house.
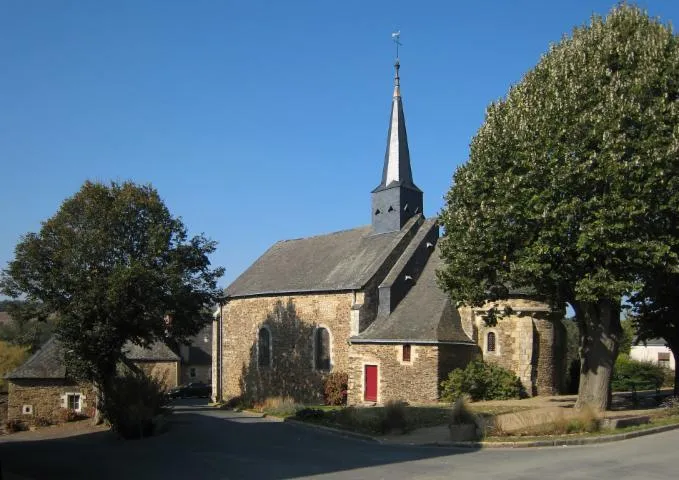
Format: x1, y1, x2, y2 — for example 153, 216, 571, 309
213, 61, 564, 406
177, 326, 212, 385
5, 336, 180, 424
631, 338, 675, 370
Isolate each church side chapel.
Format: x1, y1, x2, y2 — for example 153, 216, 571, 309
213, 56, 564, 406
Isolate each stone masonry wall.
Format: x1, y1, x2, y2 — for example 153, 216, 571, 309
348, 344, 441, 404
221, 293, 354, 404
472, 298, 561, 396
134, 361, 179, 390
8, 379, 96, 424
533, 315, 564, 395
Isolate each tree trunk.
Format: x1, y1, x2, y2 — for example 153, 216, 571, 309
92, 381, 105, 425
673, 350, 679, 397
573, 299, 621, 411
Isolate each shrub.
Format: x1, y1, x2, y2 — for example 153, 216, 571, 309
103, 369, 169, 439
57, 408, 82, 423
254, 396, 303, 417
381, 400, 409, 434
34, 416, 52, 427
661, 396, 679, 416
295, 408, 327, 421
323, 371, 348, 406
440, 360, 523, 402
4, 419, 27, 433
449, 396, 477, 426
612, 355, 665, 392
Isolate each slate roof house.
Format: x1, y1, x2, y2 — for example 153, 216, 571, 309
213, 61, 564, 405
5, 336, 180, 424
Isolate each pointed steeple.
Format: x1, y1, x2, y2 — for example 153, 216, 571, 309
380, 60, 418, 189
371, 60, 423, 234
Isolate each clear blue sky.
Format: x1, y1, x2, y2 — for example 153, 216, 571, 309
2, 1, 679, 290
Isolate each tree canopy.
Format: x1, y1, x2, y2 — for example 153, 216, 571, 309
438, 5, 679, 409
0, 181, 224, 407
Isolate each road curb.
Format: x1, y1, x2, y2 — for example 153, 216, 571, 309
422, 422, 679, 449
283, 419, 679, 449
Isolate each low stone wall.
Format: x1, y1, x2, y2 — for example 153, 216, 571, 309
7, 379, 96, 424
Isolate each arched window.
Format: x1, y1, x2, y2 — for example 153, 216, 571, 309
258, 327, 271, 367
487, 332, 496, 353
314, 327, 331, 370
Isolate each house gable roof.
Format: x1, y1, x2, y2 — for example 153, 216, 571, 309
7, 336, 179, 379
225, 215, 423, 298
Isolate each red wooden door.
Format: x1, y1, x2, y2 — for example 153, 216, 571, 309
364, 365, 378, 402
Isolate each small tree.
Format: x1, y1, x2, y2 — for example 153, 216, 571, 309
438, 5, 679, 410
1, 181, 224, 426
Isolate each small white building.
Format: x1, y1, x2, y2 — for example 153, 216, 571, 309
630, 338, 675, 370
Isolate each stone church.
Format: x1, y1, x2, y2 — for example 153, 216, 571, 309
212, 61, 564, 405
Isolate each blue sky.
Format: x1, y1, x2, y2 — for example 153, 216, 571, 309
2, 1, 679, 290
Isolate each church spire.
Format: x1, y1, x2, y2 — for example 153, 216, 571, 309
371, 48, 424, 234
379, 59, 417, 188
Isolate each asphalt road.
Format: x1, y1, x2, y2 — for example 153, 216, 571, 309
0, 399, 677, 480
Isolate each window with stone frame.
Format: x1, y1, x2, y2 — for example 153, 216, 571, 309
258, 327, 271, 367
67, 393, 81, 412
402, 344, 412, 362
314, 327, 331, 371
487, 332, 497, 353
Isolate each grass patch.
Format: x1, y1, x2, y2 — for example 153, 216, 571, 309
252, 396, 304, 418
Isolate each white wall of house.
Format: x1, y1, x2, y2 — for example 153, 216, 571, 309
630, 344, 675, 370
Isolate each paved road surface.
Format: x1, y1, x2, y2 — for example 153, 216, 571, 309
0, 399, 676, 479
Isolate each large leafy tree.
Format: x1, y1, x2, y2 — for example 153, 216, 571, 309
1, 181, 224, 419
438, 5, 679, 410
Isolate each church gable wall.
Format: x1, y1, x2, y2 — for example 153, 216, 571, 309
221, 293, 353, 404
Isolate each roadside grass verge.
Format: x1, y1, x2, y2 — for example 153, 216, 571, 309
483, 414, 679, 442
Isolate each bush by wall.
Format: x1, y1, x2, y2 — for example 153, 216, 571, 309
440, 360, 523, 402
104, 369, 169, 439
323, 371, 348, 406
612, 354, 665, 392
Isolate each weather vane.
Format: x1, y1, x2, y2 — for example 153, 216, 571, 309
391, 30, 402, 60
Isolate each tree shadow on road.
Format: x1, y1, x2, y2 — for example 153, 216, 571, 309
0, 409, 480, 479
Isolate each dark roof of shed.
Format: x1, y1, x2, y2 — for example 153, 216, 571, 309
123, 341, 180, 361
352, 247, 474, 344
7, 337, 179, 379
5, 336, 66, 379
225, 215, 422, 297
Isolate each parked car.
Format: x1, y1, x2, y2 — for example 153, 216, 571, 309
167, 382, 211, 399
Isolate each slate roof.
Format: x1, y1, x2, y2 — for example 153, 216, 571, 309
225, 215, 422, 298
123, 341, 180, 362
7, 337, 179, 379
5, 336, 66, 379
352, 246, 474, 344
